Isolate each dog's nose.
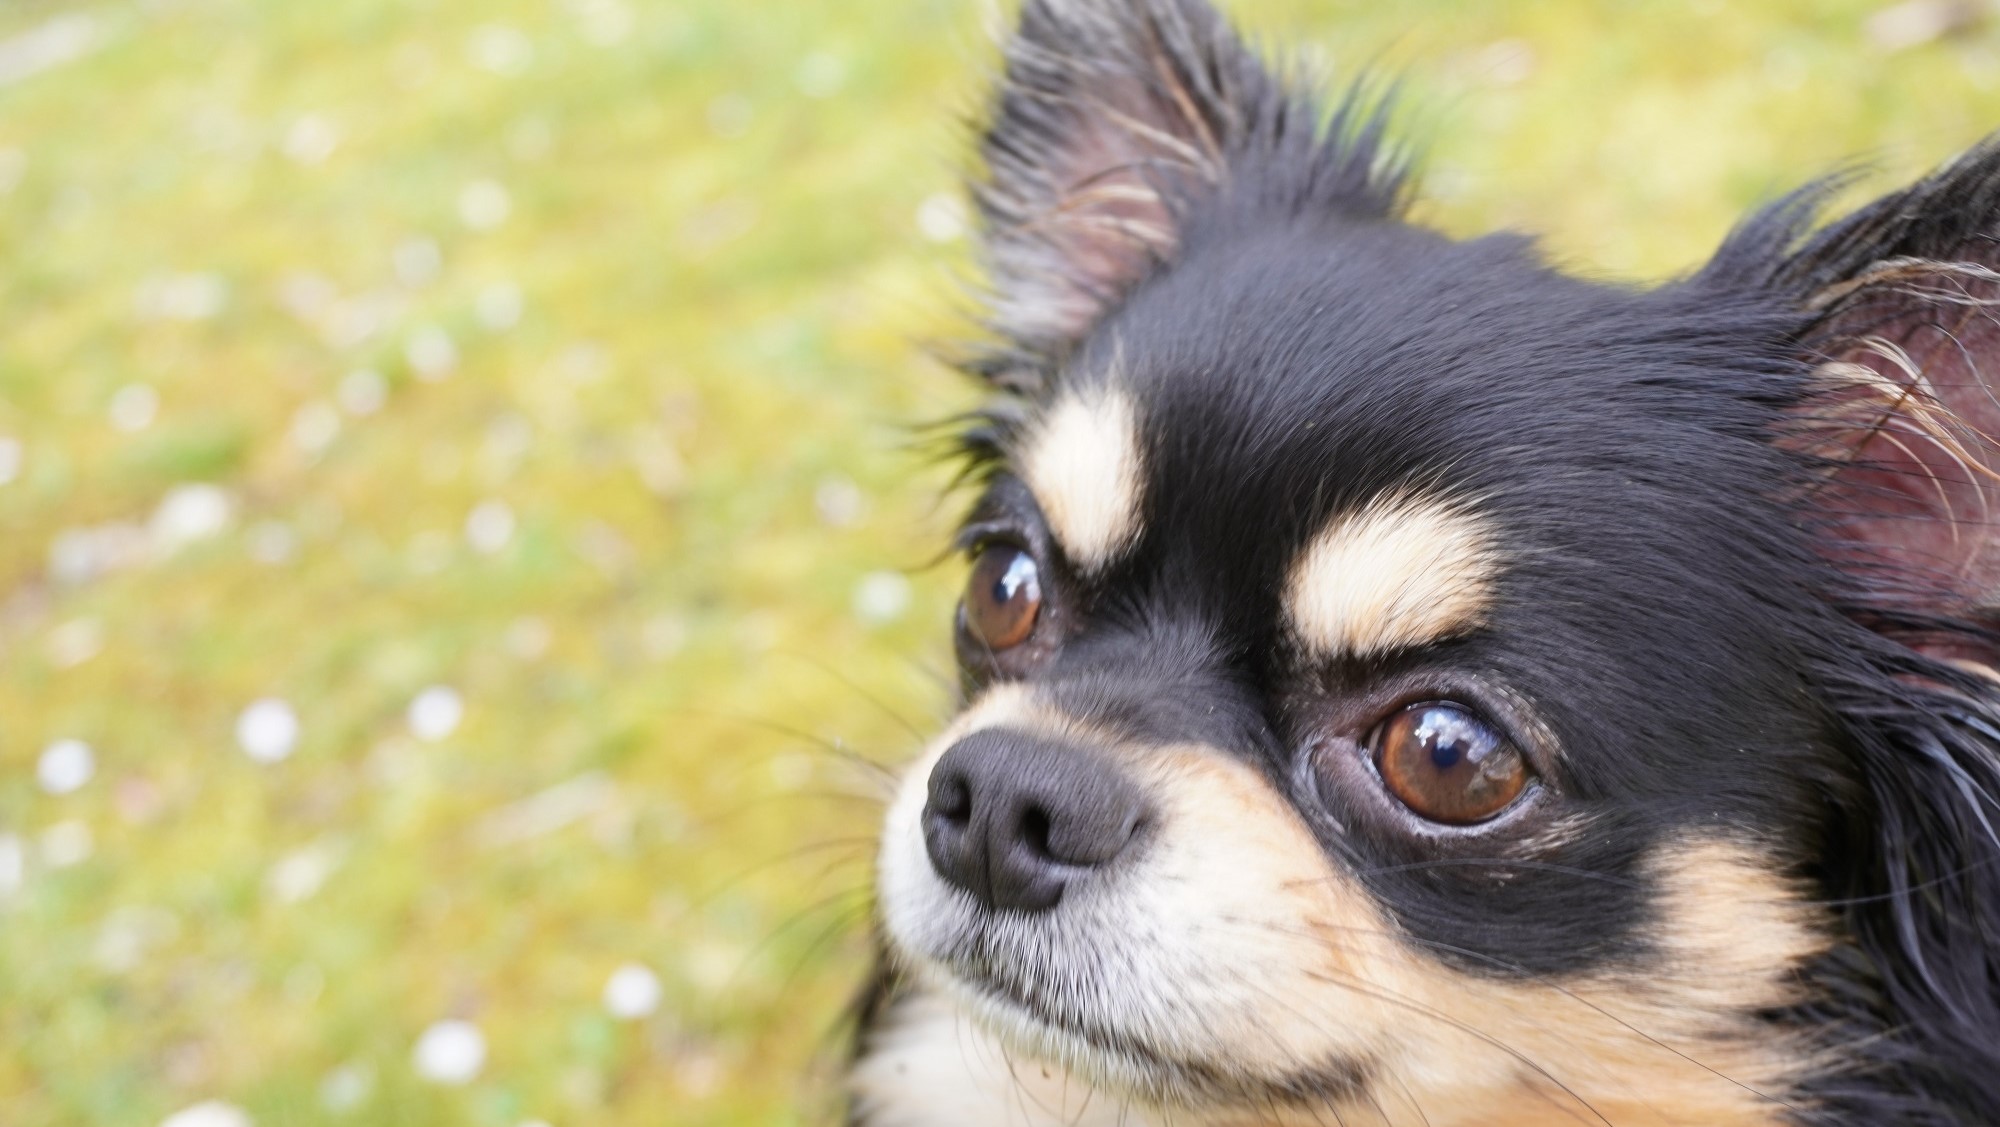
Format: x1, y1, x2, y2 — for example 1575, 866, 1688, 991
921, 730, 1146, 913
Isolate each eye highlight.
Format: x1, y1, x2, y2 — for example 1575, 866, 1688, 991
962, 544, 1043, 651
1372, 702, 1528, 825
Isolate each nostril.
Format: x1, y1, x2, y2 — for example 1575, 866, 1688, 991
930, 771, 972, 824
1017, 803, 1054, 859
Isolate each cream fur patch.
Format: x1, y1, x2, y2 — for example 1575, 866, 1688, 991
1286, 494, 1499, 658
1019, 388, 1143, 572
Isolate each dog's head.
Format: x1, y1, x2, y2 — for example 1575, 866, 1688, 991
855, 2, 2000, 1123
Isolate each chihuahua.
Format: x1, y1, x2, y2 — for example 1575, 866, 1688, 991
847, 1, 2000, 1123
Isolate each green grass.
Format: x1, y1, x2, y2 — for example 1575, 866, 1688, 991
2, 0, 1999, 1124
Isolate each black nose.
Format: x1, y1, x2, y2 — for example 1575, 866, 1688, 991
921, 730, 1146, 913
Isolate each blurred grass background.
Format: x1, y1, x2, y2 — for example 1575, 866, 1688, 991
3, 0, 2000, 1124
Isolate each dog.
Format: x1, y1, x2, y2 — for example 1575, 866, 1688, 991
845, 1, 2000, 1123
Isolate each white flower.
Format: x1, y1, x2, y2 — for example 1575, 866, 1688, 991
267, 840, 345, 904
458, 179, 512, 230
915, 192, 966, 243
150, 484, 235, 552
290, 402, 342, 455
283, 115, 339, 164
37, 738, 94, 795
412, 1019, 485, 1084
408, 686, 464, 742
475, 282, 523, 331
853, 571, 912, 625
109, 383, 159, 431
160, 1101, 252, 1127
337, 369, 388, 415
404, 325, 458, 381
602, 962, 662, 1019
237, 698, 300, 764
465, 500, 516, 555
40, 819, 92, 867
393, 237, 442, 287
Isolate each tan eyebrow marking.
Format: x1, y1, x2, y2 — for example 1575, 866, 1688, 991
1019, 387, 1144, 573
1285, 493, 1500, 658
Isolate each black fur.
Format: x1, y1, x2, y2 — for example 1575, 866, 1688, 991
865, 1, 2000, 1122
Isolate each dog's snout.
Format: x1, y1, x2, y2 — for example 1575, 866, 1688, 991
921, 730, 1145, 913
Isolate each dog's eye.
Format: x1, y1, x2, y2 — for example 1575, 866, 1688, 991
1372, 703, 1528, 825
963, 545, 1042, 651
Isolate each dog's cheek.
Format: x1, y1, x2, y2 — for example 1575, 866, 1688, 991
1372, 840, 1830, 1126
1107, 748, 1420, 1075
1126, 754, 1829, 1124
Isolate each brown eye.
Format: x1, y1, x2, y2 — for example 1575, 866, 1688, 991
963, 545, 1042, 651
1372, 703, 1528, 825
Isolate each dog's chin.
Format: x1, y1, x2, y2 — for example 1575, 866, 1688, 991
924, 950, 1188, 1100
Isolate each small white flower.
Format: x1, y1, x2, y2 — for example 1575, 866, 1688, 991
412, 1019, 485, 1084
40, 819, 93, 867
337, 368, 388, 415
247, 521, 298, 565
393, 237, 442, 287
320, 1062, 374, 1111
37, 738, 94, 795
160, 1101, 252, 1127
475, 282, 523, 331
404, 325, 458, 381
603, 962, 663, 1019
505, 616, 552, 660
853, 571, 912, 625
467, 24, 533, 75
408, 686, 464, 742
109, 383, 159, 431
290, 402, 342, 455
46, 617, 102, 668
914, 192, 966, 244
814, 476, 863, 527
136, 273, 227, 321
458, 179, 512, 230
794, 52, 845, 99
283, 115, 340, 164
267, 840, 345, 903
237, 698, 300, 764
151, 484, 235, 551
465, 500, 516, 555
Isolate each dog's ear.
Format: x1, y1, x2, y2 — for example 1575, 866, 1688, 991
1753, 142, 2000, 630
970, 0, 1404, 386
1733, 142, 2000, 1113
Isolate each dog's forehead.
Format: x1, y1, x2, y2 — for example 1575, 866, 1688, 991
1002, 230, 1565, 650
1013, 371, 1503, 660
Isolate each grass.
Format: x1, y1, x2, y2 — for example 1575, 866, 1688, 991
1, 0, 1998, 1124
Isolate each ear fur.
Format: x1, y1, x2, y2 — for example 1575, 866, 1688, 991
1731, 143, 2000, 1121
969, 0, 1408, 390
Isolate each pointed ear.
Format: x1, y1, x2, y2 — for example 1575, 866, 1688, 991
970, 0, 1402, 385
1769, 142, 2000, 630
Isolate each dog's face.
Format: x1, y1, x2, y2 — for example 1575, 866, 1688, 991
851, 3, 2000, 1125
